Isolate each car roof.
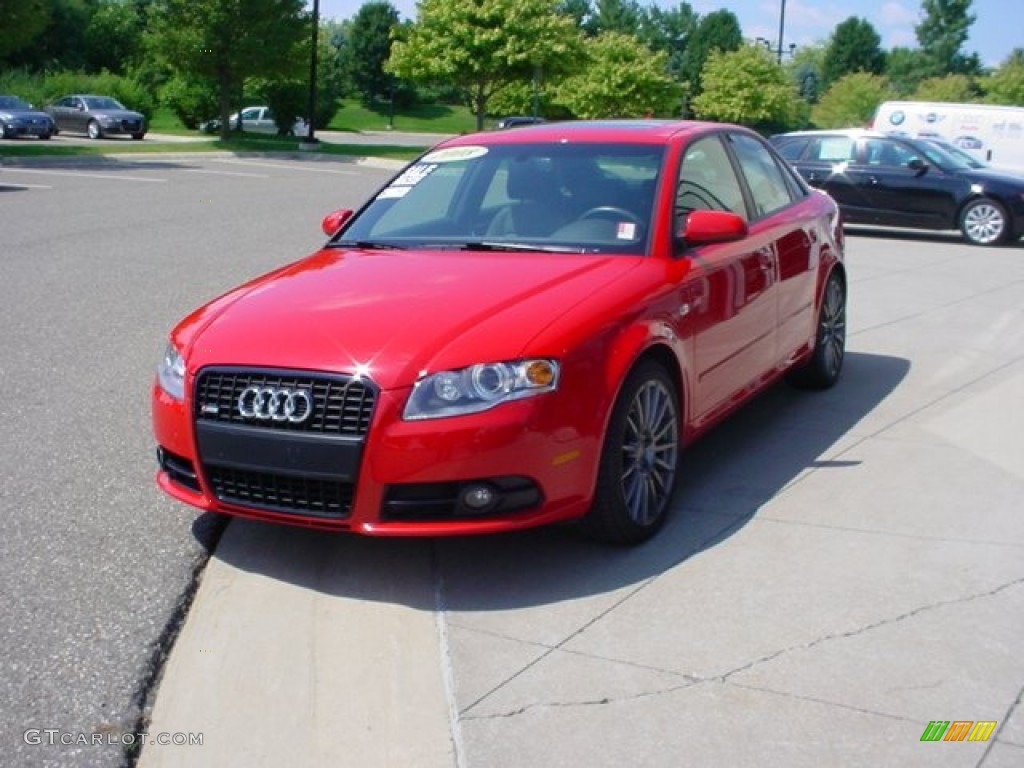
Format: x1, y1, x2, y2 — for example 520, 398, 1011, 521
441, 119, 741, 147
774, 128, 888, 140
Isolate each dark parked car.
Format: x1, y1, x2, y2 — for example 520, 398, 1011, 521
0, 95, 55, 140
772, 129, 1024, 246
45, 94, 146, 140
496, 116, 546, 129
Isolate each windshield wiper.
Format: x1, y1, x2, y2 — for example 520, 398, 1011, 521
331, 240, 406, 250
459, 241, 590, 254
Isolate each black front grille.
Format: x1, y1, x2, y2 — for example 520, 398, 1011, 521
121, 119, 142, 132
195, 368, 376, 435
206, 465, 353, 519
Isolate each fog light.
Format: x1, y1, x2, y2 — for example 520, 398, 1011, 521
461, 483, 498, 513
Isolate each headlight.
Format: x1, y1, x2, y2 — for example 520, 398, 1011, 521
404, 359, 559, 420
157, 342, 186, 400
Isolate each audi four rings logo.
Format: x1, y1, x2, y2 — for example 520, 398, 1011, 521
237, 386, 313, 423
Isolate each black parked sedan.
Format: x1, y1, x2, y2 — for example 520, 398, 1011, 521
45, 94, 146, 140
0, 95, 55, 139
772, 129, 1024, 246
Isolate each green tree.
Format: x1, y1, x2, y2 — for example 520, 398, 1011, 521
340, 1, 400, 105
787, 43, 827, 104
885, 46, 933, 96
84, 0, 144, 75
811, 71, 892, 128
553, 31, 682, 118
386, 0, 582, 130
822, 17, 885, 88
912, 73, 977, 101
583, 0, 641, 36
6, 0, 91, 71
637, 2, 697, 80
0, 0, 50, 62
146, 0, 309, 139
678, 9, 742, 98
982, 49, 1024, 105
915, 0, 980, 76
691, 44, 803, 130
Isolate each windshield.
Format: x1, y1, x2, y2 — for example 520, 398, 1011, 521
914, 140, 975, 171
0, 96, 31, 110
84, 96, 126, 110
336, 142, 665, 255
922, 139, 987, 169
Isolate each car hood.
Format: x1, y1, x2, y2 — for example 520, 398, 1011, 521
0, 108, 50, 120
182, 247, 642, 390
957, 167, 1024, 188
93, 109, 144, 120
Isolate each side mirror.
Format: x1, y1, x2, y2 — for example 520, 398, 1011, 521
907, 157, 928, 174
321, 209, 354, 237
677, 209, 748, 245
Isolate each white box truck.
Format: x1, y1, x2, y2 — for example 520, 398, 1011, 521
873, 100, 1024, 173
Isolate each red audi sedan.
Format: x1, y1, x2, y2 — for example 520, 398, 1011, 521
153, 120, 846, 544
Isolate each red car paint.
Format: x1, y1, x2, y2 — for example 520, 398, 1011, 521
153, 120, 845, 542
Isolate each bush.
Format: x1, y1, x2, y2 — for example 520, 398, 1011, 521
161, 75, 219, 130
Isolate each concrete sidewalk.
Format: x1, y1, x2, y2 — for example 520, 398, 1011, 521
140, 232, 1024, 768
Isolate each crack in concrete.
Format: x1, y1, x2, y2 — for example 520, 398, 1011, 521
717, 576, 1024, 683
462, 680, 699, 721
977, 681, 1024, 767
452, 514, 747, 718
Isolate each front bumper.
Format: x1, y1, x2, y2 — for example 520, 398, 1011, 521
153, 370, 598, 536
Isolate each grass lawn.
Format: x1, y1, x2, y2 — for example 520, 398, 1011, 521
328, 99, 477, 134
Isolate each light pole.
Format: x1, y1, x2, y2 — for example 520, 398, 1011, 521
302, 0, 320, 146
776, 0, 787, 64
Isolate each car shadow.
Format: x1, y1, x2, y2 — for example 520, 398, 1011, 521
205, 350, 910, 610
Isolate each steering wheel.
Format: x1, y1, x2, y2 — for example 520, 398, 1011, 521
578, 206, 642, 225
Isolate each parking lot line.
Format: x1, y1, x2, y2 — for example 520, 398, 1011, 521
181, 168, 270, 178
211, 158, 359, 175
1, 167, 167, 183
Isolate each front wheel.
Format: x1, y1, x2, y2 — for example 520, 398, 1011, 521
960, 197, 1009, 246
787, 270, 846, 390
581, 361, 680, 545
87, 120, 103, 140
131, 133, 145, 140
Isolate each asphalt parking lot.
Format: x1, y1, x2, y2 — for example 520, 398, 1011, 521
2, 151, 1022, 768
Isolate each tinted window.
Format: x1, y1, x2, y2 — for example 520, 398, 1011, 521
729, 133, 796, 218
775, 138, 808, 161
676, 135, 746, 218
863, 138, 924, 167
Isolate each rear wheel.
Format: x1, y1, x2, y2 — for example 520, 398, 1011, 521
787, 270, 846, 390
960, 197, 1009, 245
581, 361, 680, 545
87, 120, 103, 140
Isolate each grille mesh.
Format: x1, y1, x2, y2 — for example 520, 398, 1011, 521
205, 466, 353, 518
194, 368, 376, 435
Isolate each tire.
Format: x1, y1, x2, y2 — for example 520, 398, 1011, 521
1, 123, 11, 139
87, 120, 103, 140
131, 133, 145, 140
960, 197, 1009, 246
39, 132, 52, 141
581, 360, 680, 545
787, 270, 846, 390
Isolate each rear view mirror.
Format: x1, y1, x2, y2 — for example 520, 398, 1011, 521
677, 209, 748, 245
321, 209, 353, 236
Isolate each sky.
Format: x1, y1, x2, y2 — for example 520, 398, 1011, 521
316, 0, 1020, 68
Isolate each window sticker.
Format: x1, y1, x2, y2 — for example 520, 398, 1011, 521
421, 146, 489, 164
392, 163, 436, 187
377, 186, 411, 199
616, 222, 637, 240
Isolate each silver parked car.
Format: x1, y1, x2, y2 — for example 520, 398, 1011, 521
45, 94, 146, 140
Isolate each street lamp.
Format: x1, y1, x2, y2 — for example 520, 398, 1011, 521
302, 0, 320, 146
776, 0, 787, 64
